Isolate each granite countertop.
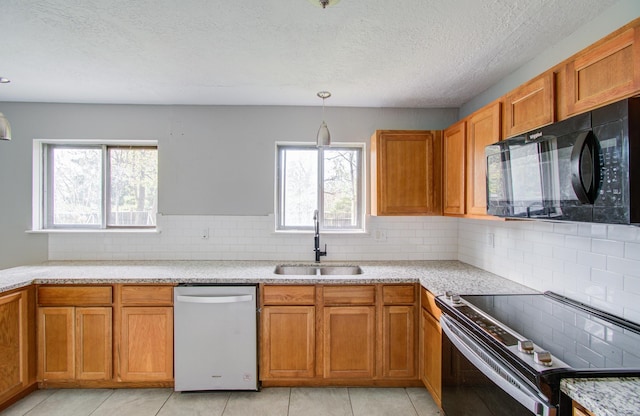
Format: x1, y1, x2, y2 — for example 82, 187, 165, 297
0, 260, 537, 296
561, 378, 640, 416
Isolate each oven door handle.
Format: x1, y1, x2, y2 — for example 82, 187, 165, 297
440, 315, 556, 416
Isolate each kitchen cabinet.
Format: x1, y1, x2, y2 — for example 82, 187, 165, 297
443, 120, 466, 216
565, 26, 640, 117
381, 285, 417, 379
371, 130, 442, 216
466, 101, 501, 216
0, 287, 35, 408
572, 400, 595, 416
503, 73, 554, 137
116, 285, 173, 382
322, 285, 376, 379
260, 283, 419, 386
37, 285, 112, 382
261, 285, 316, 380
420, 288, 442, 408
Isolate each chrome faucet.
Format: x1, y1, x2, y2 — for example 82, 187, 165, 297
313, 209, 327, 263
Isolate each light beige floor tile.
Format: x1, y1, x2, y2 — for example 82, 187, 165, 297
157, 391, 230, 416
221, 388, 290, 416
288, 387, 353, 416
349, 388, 418, 416
405, 388, 442, 416
23, 389, 113, 416
0, 389, 58, 416
90, 388, 172, 416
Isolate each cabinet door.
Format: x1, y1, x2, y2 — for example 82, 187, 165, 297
261, 306, 315, 379
371, 130, 442, 215
420, 308, 442, 407
38, 307, 74, 380
504, 73, 554, 137
466, 102, 501, 216
0, 290, 29, 402
566, 27, 640, 116
382, 305, 416, 378
76, 307, 112, 380
443, 120, 466, 215
119, 307, 173, 381
323, 306, 375, 379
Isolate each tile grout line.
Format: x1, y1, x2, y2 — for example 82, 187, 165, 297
86, 389, 116, 416
346, 387, 355, 416
154, 389, 174, 416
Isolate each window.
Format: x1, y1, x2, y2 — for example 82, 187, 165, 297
276, 143, 364, 232
35, 141, 158, 230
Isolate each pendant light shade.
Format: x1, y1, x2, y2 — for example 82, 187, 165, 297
308, 0, 341, 9
0, 113, 11, 141
316, 91, 331, 147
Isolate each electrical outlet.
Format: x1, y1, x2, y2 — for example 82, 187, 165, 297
201, 228, 209, 240
375, 230, 387, 242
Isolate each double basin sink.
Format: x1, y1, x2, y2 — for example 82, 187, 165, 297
274, 265, 362, 276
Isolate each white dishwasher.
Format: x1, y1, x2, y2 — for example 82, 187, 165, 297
174, 284, 258, 391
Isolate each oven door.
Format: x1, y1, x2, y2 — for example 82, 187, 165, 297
440, 315, 556, 416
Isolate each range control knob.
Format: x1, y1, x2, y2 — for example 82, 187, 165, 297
451, 294, 462, 305
445, 291, 453, 299
534, 350, 553, 367
518, 340, 534, 354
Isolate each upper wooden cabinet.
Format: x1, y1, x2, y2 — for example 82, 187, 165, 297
371, 130, 442, 216
443, 120, 466, 216
504, 73, 554, 137
565, 26, 640, 117
466, 101, 501, 216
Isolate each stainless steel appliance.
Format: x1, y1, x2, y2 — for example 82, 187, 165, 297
486, 97, 640, 224
436, 292, 640, 416
174, 284, 258, 391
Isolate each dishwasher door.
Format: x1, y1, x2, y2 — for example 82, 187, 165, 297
174, 285, 258, 391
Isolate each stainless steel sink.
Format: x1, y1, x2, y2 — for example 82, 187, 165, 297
273, 265, 318, 275
319, 266, 362, 275
273, 265, 363, 275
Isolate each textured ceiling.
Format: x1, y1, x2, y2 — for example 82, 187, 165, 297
0, 0, 620, 107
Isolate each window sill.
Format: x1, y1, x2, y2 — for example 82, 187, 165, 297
274, 229, 368, 235
26, 228, 160, 234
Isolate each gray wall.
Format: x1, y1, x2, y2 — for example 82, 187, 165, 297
460, 0, 640, 118
0, 102, 457, 269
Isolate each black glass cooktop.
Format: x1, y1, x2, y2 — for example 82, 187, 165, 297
460, 293, 640, 370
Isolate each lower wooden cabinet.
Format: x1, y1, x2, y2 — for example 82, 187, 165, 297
261, 305, 315, 379
0, 288, 34, 407
38, 306, 112, 381
323, 306, 376, 379
382, 305, 416, 378
260, 283, 419, 386
118, 306, 173, 382
420, 288, 442, 407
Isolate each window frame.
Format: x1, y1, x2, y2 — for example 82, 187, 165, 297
32, 139, 159, 232
275, 142, 366, 233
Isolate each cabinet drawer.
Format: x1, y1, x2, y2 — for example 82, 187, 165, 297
420, 288, 441, 321
38, 286, 112, 306
323, 285, 375, 305
120, 285, 173, 306
382, 284, 416, 304
262, 285, 315, 305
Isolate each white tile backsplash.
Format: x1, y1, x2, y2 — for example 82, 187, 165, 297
458, 218, 640, 322
48, 214, 459, 262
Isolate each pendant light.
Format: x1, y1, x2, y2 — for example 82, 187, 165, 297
308, 0, 341, 9
0, 76, 11, 141
0, 113, 11, 141
316, 91, 331, 147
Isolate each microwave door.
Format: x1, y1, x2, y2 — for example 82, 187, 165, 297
538, 137, 563, 218
508, 142, 546, 218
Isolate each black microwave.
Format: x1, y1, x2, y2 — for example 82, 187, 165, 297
486, 98, 640, 224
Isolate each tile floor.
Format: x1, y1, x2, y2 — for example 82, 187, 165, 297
1, 387, 442, 416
